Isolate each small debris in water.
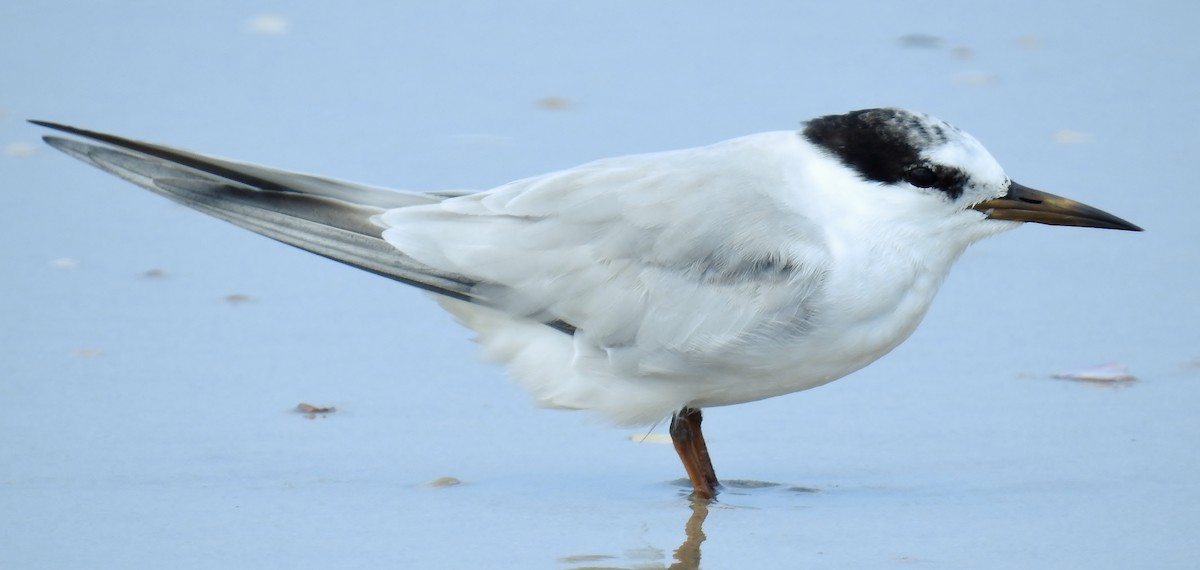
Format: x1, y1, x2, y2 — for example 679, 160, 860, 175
295, 403, 336, 419
951, 46, 974, 59
897, 33, 943, 49
536, 96, 574, 110
1053, 130, 1092, 144
223, 293, 254, 304
424, 476, 462, 488
1016, 34, 1042, 48
246, 14, 289, 35
142, 268, 169, 279
1053, 363, 1136, 384
49, 258, 79, 269
4, 142, 38, 157
72, 348, 101, 358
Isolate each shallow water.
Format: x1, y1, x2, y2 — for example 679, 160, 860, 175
3, 2, 1198, 568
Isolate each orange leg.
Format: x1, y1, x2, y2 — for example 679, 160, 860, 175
670, 407, 720, 500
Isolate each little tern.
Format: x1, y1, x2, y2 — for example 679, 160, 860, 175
33, 108, 1140, 500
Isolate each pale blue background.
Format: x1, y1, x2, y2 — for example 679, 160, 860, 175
2, 2, 1198, 568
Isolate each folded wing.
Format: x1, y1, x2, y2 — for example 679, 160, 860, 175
378, 134, 831, 377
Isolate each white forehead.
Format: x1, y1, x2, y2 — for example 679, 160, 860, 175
920, 120, 1007, 186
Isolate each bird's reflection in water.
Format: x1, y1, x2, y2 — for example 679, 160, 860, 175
668, 499, 708, 570
559, 481, 815, 569
558, 498, 710, 570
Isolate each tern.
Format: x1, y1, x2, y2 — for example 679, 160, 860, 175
33, 108, 1140, 500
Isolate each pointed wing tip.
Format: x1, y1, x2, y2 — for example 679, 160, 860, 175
29, 119, 65, 130
29, 120, 90, 137
30, 122, 98, 156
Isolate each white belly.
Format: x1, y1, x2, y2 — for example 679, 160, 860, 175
436, 253, 943, 426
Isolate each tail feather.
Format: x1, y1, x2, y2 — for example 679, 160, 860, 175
36, 121, 478, 301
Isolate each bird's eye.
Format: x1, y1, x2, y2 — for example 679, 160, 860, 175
906, 165, 939, 188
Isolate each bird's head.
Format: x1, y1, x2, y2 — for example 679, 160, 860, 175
801, 108, 1141, 240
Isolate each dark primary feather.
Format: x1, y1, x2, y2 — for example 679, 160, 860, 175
34, 120, 480, 303
29, 121, 431, 209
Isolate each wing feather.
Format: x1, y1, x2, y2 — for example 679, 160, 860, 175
379, 132, 832, 378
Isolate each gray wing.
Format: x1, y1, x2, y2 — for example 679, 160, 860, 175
377, 132, 832, 375
32, 120, 480, 304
